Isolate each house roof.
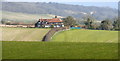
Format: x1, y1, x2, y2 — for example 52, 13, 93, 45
39, 18, 63, 23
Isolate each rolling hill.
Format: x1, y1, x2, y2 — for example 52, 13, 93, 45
2, 2, 118, 20
2, 27, 50, 41
2, 11, 63, 24
52, 29, 118, 43
2, 24, 118, 59
1, 2, 119, 59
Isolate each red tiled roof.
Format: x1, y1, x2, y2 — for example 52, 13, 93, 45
39, 18, 63, 23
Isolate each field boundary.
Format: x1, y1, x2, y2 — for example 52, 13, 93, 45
42, 27, 69, 41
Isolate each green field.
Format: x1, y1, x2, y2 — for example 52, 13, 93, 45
2, 27, 50, 41
2, 41, 118, 59
52, 29, 118, 43
2, 28, 119, 59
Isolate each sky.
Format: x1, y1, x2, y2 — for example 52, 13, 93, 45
3, 0, 119, 9
4, 0, 120, 2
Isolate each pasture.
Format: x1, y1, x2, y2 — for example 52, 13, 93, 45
2, 41, 118, 59
2, 28, 118, 59
51, 29, 118, 43
2, 27, 50, 41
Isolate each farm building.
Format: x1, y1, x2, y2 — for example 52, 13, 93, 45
35, 16, 64, 28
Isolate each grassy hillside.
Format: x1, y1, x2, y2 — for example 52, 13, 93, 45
2, 11, 63, 23
2, 27, 50, 41
2, 28, 118, 59
52, 29, 118, 43
2, 41, 118, 59
2, 2, 118, 20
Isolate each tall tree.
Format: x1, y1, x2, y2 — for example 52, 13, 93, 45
113, 19, 120, 30
100, 19, 113, 30
63, 16, 76, 26
84, 18, 93, 29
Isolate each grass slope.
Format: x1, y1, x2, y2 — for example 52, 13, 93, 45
52, 29, 118, 43
2, 28, 118, 59
2, 11, 63, 23
2, 41, 118, 59
2, 27, 50, 41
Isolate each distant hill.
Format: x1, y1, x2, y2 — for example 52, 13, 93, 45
2, 2, 118, 20
2, 11, 63, 24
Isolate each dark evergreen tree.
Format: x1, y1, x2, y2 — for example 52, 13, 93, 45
84, 18, 93, 29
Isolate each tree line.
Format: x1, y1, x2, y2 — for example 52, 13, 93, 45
84, 18, 120, 31
63, 16, 120, 31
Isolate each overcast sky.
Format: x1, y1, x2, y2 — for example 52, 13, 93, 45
4, 0, 120, 2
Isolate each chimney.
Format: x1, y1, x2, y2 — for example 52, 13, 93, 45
55, 16, 57, 18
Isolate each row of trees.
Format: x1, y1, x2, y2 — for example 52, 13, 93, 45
84, 18, 120, 30
63, 16, 120, 31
